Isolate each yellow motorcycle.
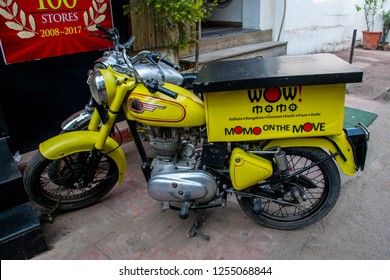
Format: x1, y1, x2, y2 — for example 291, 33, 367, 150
23, 45, 369, 238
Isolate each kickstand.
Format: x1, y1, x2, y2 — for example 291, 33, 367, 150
186, 209, 210, 240
40, 197, 62, 224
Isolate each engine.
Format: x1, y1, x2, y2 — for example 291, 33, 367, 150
145, 127, 218, 203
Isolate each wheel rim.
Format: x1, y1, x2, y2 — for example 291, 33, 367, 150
37, 152, 118, 205
247, 152, 329, 222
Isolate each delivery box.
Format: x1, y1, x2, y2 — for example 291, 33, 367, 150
194, 54, 363, 142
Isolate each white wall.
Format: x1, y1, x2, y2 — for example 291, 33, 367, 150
242, 0, 261, 29
209, 0, 276, 30
207, 0, 243, 24
207, 0, 390, 54
260, 0, 276, 30
279, 0, 390, 54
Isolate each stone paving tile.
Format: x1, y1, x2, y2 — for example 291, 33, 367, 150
101, 185, 156, 220
138, 243, 188, 259
73, 245, 110, 260
33, 230, 90, 260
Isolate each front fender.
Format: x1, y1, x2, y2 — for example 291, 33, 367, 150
262, 131, 356, 176
39, 131, 126, 183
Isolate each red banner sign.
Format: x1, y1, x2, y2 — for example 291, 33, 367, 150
0, 0, 113, 64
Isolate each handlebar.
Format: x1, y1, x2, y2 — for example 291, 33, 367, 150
94, 25, 180, 73
144, 79, 178, 99
129, 51, 180, 71
96, 24, 110, 34
96, 24, 117, 40
151, 54, 180, 70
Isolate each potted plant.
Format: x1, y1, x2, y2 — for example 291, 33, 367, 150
124, 0, 215, 50
382, 9, 390, 47
356, 0, 386, 49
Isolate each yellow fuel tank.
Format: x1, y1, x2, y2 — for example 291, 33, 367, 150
124, 83, 205, 127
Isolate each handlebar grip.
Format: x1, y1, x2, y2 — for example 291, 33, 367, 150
161, 57, 180, 70
151, 54, 180, 70
157, 86, 178, 99
96, 24, 110, 34
123, 35, 136, 49
145, 79, 178, 99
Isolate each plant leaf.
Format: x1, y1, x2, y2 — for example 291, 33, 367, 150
98, 3, 107, 13
94, 14, 105, 24
12, 1, 17, 16
17, 31, 35, 39
0, 7, 13, 19
5, 21, 22, 30
83, 11, 89, 26
87, 25, 98, 31
29, 14, 35, 31
20, 9, 25, 26
6, 0, 12, 7
0, 1, 7, 8
92, 0, 98, 12
89, 7, 94, 19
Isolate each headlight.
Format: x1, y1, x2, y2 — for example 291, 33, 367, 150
88, 70, 108, 105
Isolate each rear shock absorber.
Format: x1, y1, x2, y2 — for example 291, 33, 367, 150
274, 150, 289, 178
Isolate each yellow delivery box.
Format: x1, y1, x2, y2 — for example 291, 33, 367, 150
204, 84, 345, 141
194, 54, 363, 142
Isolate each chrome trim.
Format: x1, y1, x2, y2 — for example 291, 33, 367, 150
88, 71, 108, 105
61, 109, 93, 131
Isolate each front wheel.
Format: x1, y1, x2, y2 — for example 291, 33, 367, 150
237, 147, 341, 230
23, 150, 119, 211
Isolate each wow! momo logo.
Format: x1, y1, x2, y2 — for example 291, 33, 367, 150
248, 86, 302, 103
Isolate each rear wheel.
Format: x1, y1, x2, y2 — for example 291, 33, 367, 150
23, 150, 119, 211
237, 147, 341, 230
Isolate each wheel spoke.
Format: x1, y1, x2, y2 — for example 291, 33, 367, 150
30, 152, 119, 206
237, 147, 341, 229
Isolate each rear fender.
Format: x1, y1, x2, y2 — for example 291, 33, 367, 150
39, 131, 126, 183
262, 131, 356, 176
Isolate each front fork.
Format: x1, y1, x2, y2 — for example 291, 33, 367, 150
83, 148, 103, 187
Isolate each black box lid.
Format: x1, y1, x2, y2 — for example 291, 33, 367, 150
193, 53, 363, 93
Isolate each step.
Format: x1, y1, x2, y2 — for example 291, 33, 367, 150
0, 138, 29, 212
179, 29, 273, 58
179, 41, 287, 67
0, 202, 48, 259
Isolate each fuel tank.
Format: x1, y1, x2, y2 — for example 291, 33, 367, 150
125, 83, 205, 127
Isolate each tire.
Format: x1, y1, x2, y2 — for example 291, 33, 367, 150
237, 147, 341, 230
23, 150, 119, 211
